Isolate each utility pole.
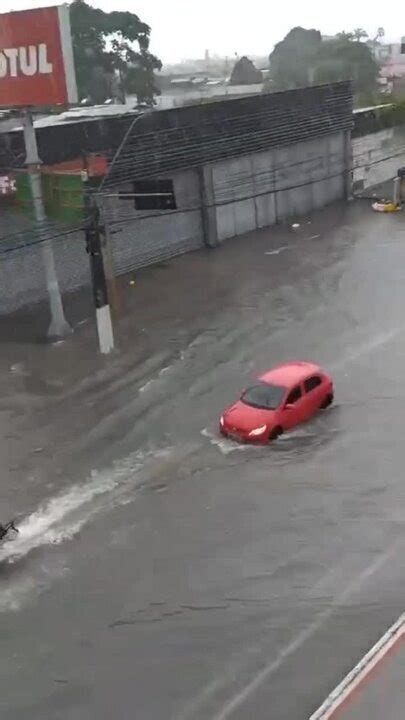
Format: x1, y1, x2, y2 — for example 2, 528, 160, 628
84, 191, 114, 354
100, 217, 123, 318
81, 159, 122, 317
22, 110, 72, 340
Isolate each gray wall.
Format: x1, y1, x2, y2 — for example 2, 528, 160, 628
352, 124, 405, 193
102, 168, 204, 275
212, 133, 346, 241
0, 232, 89, 315
0, 133, 349, 316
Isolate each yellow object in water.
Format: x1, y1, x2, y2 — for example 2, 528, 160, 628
372, 201, 401, 213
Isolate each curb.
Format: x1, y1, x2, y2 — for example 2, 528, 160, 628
309, 613, 405, 719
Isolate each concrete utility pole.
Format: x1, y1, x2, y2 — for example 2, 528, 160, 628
22, 110, 71, 340
84, 196, 114, 354
100, 217, 123, 318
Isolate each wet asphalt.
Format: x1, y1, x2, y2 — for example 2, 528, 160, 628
1, 201, 405, 719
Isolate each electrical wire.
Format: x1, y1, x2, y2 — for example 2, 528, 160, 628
105, 118, 353, 186
1, 134, 404, 254
101, 89, 352, 186
0, 145, 350, 245
100, 145, 405, 230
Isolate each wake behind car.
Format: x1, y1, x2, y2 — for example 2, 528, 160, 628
220, 361, 333, 443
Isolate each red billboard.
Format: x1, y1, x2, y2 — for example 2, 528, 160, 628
0, 5, 77, 107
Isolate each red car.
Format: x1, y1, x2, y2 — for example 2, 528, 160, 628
220, 361, 333, 443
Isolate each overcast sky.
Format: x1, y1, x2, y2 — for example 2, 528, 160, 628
1, 0, 402, 63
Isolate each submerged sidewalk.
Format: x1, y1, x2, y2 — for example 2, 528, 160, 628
311, 616, 405, 720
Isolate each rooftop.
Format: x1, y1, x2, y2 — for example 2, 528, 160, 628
9, 104, 143, 132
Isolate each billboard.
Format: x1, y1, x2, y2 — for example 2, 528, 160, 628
0, 5, 77, 107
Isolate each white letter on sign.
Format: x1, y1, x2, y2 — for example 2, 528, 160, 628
38, 44, 53, 74
0, 52, 6, 78
20, 46, 37, 76
3, 48, 18, 76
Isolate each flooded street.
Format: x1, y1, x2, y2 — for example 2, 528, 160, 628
1, 201, 405, 719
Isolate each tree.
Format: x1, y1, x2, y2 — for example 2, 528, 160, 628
269, 26, 378, 95
315, 35, 378, 94
69, 0, 162, 105
269, 27, 322, 90
229, 56, 263, 85
353, 28, 368, 42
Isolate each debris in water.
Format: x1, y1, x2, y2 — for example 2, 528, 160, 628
265, 246, 289, 256
309, 234, 321, 240
10, 362, 26, 375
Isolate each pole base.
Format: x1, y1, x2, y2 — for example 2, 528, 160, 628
46, 318, 73, 343
96, 305, 114, 354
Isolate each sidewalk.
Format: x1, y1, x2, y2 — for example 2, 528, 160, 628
310, 616, 405, 720
343, 642, 405, 719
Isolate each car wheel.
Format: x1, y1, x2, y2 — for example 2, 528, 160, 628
321, 393, 334, 409
269, 426, 283, 441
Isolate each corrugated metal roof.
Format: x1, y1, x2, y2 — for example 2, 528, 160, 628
10, 104, 143, 132
104, 81, 353, 187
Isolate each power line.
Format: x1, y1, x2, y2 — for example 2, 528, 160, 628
0, 145, 347, 246
105, 119, 352, 186
102, 88, 352, 186
1, 139, 404, 254
100, 146, 405, 230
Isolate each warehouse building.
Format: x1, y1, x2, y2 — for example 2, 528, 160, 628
101, 81, 353, 274
0, 82, 353, 314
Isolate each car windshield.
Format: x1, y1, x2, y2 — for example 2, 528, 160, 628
241, 383, 286, 410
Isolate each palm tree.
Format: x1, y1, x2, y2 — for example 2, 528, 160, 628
353, 28, 368, 42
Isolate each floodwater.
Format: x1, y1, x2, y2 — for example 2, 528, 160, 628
1, 202, 405, 719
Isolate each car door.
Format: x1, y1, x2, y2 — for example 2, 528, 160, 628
303, 374, 325, 418
280, 383, 307, 429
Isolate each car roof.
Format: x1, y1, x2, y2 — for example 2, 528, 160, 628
259, 361, 322, 387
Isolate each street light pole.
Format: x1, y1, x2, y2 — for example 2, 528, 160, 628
22, 110, 72, 340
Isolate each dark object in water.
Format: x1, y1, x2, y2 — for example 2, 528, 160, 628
0, 520, 19, 542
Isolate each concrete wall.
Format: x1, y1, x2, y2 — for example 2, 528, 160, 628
352, 124, 405, 193
212, 133, 346, 241
0, 168, 203, 316
0, 133, 349, 315
0, 231, 88, 315
102, 168, 204, 275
